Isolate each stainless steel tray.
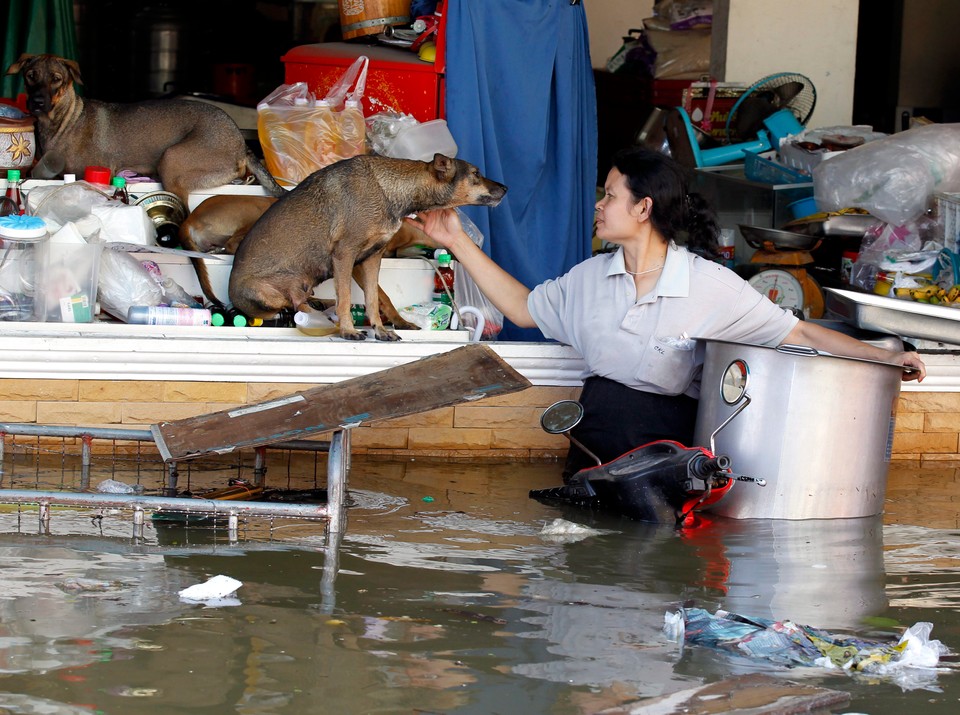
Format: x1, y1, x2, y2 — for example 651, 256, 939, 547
824, 287, 960, 344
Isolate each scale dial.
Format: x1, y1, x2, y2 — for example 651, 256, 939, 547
749, 269, 805, 312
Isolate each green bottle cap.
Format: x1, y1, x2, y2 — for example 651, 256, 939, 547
6, 169, 21, 182
211, 312, 225, 326
232, 314, 247, 327
437, 251, 451, 267
111, 176, 126, 188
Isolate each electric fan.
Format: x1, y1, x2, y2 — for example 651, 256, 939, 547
666, 72, 817, 168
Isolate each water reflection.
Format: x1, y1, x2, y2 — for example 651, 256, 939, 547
701, 515, 887, 629
0, 459, 956, 714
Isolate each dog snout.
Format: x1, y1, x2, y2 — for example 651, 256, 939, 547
26, 93, 49, 115
482, 182, 508, 207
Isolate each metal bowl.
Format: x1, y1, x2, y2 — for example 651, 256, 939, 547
738, 224, 822, 252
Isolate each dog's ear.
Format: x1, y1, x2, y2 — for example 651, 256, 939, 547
65, 58, 83, 85
430, 153, 455, 181
5, 52, 36, 76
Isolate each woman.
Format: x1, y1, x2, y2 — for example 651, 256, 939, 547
410, 147, 926, 478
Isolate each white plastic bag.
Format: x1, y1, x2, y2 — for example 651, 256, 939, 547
97, 246, 164, 321
814, 123, 960, 227
28, 181, 156, 245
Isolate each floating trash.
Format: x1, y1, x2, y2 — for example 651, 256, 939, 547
665, 607, 949, 684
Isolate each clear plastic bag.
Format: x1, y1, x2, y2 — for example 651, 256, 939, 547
257, 56, 369, 186
454, 211, 504, 340
814, 123, 960, 227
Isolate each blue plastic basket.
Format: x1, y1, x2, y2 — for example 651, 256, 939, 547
743, 151, 811, 185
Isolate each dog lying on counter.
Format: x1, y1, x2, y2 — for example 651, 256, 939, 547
6, 53, 284, 204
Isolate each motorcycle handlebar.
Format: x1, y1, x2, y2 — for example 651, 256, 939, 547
689, 454, 731, 478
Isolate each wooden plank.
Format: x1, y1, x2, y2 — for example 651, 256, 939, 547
151, 344, 531, 461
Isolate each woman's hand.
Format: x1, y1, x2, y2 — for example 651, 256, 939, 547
405, 208, 464, 252
896, 351, 926, 382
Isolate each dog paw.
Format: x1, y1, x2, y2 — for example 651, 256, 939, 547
339, 329, 367, 341
375, 329, 402, 342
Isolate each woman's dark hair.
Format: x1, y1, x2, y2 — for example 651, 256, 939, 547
610, 146, 720, 258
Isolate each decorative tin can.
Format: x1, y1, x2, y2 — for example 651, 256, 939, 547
0, 117, 36, 172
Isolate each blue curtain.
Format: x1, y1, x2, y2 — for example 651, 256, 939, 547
445, 0, 597, 341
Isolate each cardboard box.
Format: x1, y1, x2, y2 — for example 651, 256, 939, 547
654, 80, 746, 141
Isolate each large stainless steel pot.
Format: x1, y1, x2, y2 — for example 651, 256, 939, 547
694, 340, 903, 520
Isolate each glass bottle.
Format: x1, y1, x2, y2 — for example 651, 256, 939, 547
4, 169, 24, 215
111, 176, 130, 204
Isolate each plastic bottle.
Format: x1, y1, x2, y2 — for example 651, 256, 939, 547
4, 169, 24, 215
158, 277, 201, 308
126, 306, 212, 325
213, 305, 261, 327
225, 306, 249, 327
294, 310, 336, 328
718, 229, 736, 269
433, 251, 455, 305
111, 176, 130, 204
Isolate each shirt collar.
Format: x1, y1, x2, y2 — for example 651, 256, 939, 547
657, 243, 690, 298
608, 245, 690, 297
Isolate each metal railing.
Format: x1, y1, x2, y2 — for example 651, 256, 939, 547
0, 422, 352, 538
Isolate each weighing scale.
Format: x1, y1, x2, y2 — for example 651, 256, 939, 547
740, 224, 824, 319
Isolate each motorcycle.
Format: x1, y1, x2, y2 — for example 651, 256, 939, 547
529, 393, 765, 528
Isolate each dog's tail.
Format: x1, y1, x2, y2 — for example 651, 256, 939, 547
245, 150, 286, 198
178, 223, 226, 308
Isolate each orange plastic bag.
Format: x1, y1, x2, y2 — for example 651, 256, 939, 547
257, 56, 369, 186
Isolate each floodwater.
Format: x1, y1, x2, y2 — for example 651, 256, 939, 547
1, 453, 960, 714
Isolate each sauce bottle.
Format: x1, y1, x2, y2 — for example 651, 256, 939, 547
432, 251, 455, 305
4, 169, 24, 215
111, 176, 130, 204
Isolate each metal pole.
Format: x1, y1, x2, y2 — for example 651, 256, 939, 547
133, 506, 145, 540
0, 490, 330, 520
254, 446, 266, 487
39, 502, 50, 534
165, 462, 179, 497
80, 434, 93, 490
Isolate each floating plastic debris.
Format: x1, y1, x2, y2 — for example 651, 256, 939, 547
178, 575, 242, 607
664, 607, 949, 686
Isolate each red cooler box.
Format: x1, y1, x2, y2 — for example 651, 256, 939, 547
282, 43, 445, 122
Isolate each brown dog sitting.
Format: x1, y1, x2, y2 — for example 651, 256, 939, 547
6, 53, 284, 205
180, 194, 436, 329
229, 153, 506, 341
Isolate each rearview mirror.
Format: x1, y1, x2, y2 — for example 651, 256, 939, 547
540, 400, 584, 435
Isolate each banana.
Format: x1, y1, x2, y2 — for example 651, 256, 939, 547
911, 284, 941, 300
946, 284, 960, 303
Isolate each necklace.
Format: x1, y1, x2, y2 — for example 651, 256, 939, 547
624, 263, 664, 276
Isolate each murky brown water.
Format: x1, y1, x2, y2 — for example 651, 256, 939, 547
0, 456, 959, 714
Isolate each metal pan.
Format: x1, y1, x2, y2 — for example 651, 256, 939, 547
737, 224, 822, 252
782, 213, 880, 238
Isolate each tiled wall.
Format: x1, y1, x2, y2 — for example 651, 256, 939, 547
891, 391, 960, 467
1, 378, 957, 464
